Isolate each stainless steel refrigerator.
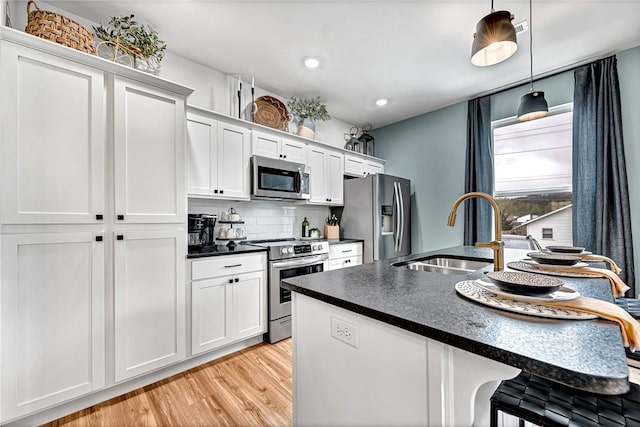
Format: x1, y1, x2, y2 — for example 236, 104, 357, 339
341, 174, 411, 263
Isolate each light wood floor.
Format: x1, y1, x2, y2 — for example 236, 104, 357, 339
44, 339, 292, 427
42, 338, 640, 427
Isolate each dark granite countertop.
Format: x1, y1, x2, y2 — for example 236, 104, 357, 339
187, 244, 267, 258
282, 245, 630, 395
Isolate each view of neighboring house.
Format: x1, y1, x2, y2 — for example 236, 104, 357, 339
511, 204, 573, 246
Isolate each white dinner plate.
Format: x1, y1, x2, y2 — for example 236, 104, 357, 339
475, 279, 581, 303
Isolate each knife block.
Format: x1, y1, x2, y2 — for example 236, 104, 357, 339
325, 225, 339, 240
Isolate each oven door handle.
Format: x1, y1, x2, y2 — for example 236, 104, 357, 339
271, 254, 329, 268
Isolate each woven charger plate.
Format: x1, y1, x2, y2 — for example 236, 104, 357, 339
455, 281, 596, 320
253, 96, 289, 131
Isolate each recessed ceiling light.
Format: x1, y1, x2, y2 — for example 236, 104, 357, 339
303, 57, 320, 69
376, 98, 388, 107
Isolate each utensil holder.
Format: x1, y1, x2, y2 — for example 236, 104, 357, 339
325, 225, 339, 240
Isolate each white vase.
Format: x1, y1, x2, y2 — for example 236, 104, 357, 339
297, 116, 315, 139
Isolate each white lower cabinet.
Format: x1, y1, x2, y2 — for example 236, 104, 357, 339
1, 232, 105, 421
328, 242, 363, 270
114, 229, 186, 382
190, 253, 267, 356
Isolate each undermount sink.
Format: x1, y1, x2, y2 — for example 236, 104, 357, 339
396, 256, 492, 276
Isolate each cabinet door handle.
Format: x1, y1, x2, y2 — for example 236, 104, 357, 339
234, 278, 239, 283
224, 264, 242, 268
117, 235, 124, 240
96, 214, 103, 220
283, 155, 287, 159
228, 279, 233, 284
279, 154, 283, 158
220, 190, 224, 194
96, 236, 103, 242
214, 189, 219, 194
117, 214, 124, 221
342, 249, 353, 253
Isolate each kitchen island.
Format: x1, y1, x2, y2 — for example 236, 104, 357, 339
282, 246, 630, 426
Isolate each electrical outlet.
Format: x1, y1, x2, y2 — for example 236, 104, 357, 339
331, 316, 358, 348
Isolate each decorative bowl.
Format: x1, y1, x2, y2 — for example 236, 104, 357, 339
545, 245, 586, 254
527, 251, 582, 266
485, 271, 564, 295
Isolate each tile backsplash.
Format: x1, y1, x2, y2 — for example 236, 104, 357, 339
189, 198, 331, 240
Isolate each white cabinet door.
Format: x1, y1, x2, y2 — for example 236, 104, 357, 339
232, 271, 267, 340
251, 131, 307, 164
114, 229, 186, 382
308, 148, 343, 205
327, 151, 344, 205
187, 112, 218, 197
344, 155, 366, 177
366, 161, 384, 175
191, 277, 230, 355
113, 77, 186, 223
281, 138, 307, 164
217, 122, 250, 200
1, 232, 105, 421
251, 131, 280, 160
0, 41, 105, 224
308, 147, 328, 203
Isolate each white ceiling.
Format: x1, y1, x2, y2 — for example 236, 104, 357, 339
49, 1, 640, 128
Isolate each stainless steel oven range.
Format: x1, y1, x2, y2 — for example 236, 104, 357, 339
244, 239, 329, 343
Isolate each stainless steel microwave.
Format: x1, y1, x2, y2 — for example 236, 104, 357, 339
251, 155, 310, 200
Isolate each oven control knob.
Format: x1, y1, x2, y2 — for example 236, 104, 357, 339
280, 247, 288, 255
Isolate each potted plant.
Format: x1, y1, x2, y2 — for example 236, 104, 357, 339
93, 15, 166, 75
287, 96, 331, 139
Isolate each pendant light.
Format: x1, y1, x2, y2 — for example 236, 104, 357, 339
471, 1, 518, 67
517, 0, 548, 121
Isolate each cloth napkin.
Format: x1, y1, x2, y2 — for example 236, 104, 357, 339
522, 261, 630, 297
581, 254, 622, 274
540, 296, 640, 352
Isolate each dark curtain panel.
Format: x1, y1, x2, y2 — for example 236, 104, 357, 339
464, 96, 493, 245
573, 55, 635, 296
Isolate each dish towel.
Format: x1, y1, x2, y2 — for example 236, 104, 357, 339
581, 254, 622, 274
541, 296, 640, 352
522, 261, 630, 297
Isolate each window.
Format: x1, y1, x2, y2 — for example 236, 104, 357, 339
493, 104, 573, 246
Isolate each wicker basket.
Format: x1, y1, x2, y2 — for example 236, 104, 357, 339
25, 0, 96, 55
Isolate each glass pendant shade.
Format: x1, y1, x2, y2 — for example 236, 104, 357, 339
471, 10, 518, 66
517, 91, 549, 121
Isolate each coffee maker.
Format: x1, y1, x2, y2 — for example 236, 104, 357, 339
188, 214, 217, 247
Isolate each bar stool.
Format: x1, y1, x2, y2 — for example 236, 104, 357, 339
490, 371, 640, 426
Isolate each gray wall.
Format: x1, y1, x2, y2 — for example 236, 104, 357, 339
375, 103, 467, 252
375, 46, 640, 292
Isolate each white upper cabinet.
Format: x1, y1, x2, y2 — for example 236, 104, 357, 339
187, 113, 218, 195
218, 122, 251, 199
308, 147, 344, 206
187, 110, 250, 200
345, 155, 385, 177
113, 77, 186, 223
252, 130, 307, 164
366, 160, 384, 175
0, 41, 105, 224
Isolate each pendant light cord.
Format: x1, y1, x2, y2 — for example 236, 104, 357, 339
529, 0, 534, 91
